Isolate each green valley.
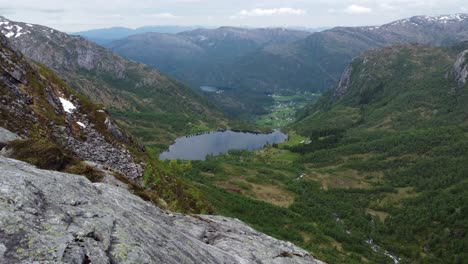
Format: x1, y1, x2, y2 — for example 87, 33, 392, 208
167, 43, 468, 264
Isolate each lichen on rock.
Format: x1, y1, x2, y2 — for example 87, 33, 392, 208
0, 157, 324, 264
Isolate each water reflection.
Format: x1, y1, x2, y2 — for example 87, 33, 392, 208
159, 130, 288, 160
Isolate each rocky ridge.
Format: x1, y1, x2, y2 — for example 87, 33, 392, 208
0, 32, 143, 179
0, 157, 323, 264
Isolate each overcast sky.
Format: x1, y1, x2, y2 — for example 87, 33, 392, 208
1, 0, 467, 32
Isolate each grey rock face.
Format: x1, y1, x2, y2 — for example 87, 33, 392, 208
64, 121, 143, 180
333, 65, 353, 100
104, 117, 131, 144
452, 50, 468, 88
0, 127, 20, 146
0, 157, 324, 264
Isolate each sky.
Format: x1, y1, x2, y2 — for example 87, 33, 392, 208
0, 0, 467, 32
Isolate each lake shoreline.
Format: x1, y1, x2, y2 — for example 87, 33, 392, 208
160, 129, 288, 160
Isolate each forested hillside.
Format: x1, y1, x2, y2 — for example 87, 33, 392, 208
184, 43, 468, 263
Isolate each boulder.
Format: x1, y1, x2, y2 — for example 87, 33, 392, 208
0, 127, 20, 149
0, 157, 324, 264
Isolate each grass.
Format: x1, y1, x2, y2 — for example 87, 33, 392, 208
217, 177, 295, 207
304, 168, 377, 190
8, 139, 105, 182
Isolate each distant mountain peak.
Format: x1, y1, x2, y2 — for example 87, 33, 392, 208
0, 17, 33, 39
387, 13, 468, 26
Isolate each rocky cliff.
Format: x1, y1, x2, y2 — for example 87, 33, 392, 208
452, 49, 468, 88
333, 66, 352, 100
0, 157, 323, 264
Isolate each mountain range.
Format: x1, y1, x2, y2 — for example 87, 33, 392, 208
74, 25, 205, 45
75, 25, 329, 46
103, 14, 468, 117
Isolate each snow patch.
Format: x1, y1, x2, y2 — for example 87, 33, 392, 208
59, 97, 77, 113
422, 14, 466, 23
15, 27, 26, 38
388, 14, 466, 27
1, 23, 28, 38
76, 122, 86, 128
26, 24, 33, 27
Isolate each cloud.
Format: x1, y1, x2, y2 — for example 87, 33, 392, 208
150, 13, 179, 19
344, 4, 372, 14
239, 8, 306, 17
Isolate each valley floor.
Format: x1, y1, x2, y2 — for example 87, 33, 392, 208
255, 92, 322, 128
173, 124, 468, 264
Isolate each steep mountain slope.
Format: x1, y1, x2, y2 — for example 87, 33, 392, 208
0, 31, 219, 215
286, 43, 468, 263
292, 42, 468, 132
0, 16, 229, 145
0, 31, 143, 178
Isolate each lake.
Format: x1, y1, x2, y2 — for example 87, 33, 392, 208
199, 85, 233, 93
200, 86, 220, 92
159, 130, 288, 160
